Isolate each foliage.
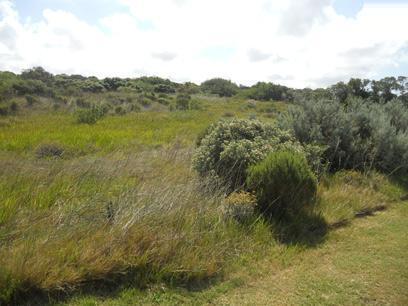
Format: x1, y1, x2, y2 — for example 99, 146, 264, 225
280, 97, 408, 173
35, 142, 65, 159
192, 119, 308, 189
247, 150, 317, 218
0, 101, 18, 116
0, 105, 9, 116
75, 104, 108, 124
115, 105, 126, 115
25, 95, 38, 106
154, 83, 176, 94
244, 82, 293, 101
181, 82, 200, 94
201, 78, 238, 97
175, 93, 191, 110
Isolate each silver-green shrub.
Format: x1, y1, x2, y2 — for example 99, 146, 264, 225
192, 119, 319, 189
280, 97, 408, 173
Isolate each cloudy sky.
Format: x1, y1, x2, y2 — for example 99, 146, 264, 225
0, 0, 407, 88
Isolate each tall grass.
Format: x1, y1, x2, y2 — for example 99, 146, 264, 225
0, 100, 406, 304
0, 147, 275, 304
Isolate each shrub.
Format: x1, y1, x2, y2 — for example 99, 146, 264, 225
176, 94, 191, 110
35, 142, 65, 159
246, 150, 317, 218
9, 101, 18, 113
153, 84, 176, 94
75, 105, 107, 124
192, 119, 311, 189
115, 106, 126, 115
130, 104, 141, 112
189, 99, 203, 110
280, 97, 408, 173
75, 97, 91, 108
157, 98, 170, 106
138, 94, 152, 107
223, 112, 235, 117
244, 82, 293, 101
25, 95, 38, 106
221, 191, 257, 223
201, 78, 238, 97
0, 105, 8, 116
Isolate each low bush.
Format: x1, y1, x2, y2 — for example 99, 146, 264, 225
75, 105, 108, 124
201, 78, 238, 97
115, 106, 126, 115
280, 97, 408, 174
175, 94, 191, 110
192, 119, 315, 190
0, 105, 8, 116
157, 98, 170, 105
75, 97, 91, 108
247, 150, 317, 218
35, 142, 65, 159
0, 102, 18, 116
130, 104, 141, 112
223, 112, 235, 117
9, 101, 18, 113
25, 95, 38, 106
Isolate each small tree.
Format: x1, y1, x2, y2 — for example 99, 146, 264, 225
201, 78, 238, 97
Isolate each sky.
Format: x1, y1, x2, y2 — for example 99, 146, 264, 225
0, 0, 407, 88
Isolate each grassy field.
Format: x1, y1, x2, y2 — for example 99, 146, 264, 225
0, 96, 407, 305
63, 200, 408, 306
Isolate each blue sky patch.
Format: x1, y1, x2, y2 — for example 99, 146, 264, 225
14, 0, 127, 24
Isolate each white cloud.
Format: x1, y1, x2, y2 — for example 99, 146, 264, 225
0, 0, 407, 87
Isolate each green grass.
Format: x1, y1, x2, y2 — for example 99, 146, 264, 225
60, 201, 408, 306
0, 98, 276, 156
0, 95, 407, 305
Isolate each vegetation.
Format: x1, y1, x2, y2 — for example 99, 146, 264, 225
281, 97, 408, 173
247, 150, 317, 218
0, 67, 407, 305
221, 191, 257, 223
192, 119, 307, 190
200, 78, 239, 97
75, 104, 108, 124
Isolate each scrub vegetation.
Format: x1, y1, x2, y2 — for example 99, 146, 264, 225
0, 68, 407, 305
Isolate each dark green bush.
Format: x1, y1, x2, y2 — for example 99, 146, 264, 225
130, 104, 141, 112
25, 95, 38, 106
223, 112, 235, 117
244, 82, 293, 101
201, 78, 238, 97
153, 84, 176, 94
115, 106, 126, 115
35, 142, 65, 159
157, 98, 170, 105
176, 94, 191, 110
247, 150, 317, 218
9, 101, 18, 113
76, 97, 91, 108
0, 105, 8, 116
75, 105, 107, 124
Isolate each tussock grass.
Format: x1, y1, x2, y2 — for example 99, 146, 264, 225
1, 144, 403, 304
317, 170, 404, 226
0, 100, 406, 305
0, 147, 274, 304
